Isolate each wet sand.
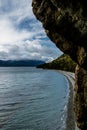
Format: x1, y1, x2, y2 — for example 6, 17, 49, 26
58, 70, 79, 130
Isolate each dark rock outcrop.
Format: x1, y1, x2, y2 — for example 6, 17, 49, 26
74, 65, 87, 130
32, 0, 87, 130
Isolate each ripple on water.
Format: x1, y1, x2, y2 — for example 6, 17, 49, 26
0, 67, 69, 130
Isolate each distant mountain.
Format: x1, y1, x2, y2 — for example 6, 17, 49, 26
0, 60, 45, 67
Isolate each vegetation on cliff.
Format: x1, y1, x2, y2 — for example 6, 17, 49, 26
37, 54, 77, 72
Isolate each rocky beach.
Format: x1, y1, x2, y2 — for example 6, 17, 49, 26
58, 71, 79, 130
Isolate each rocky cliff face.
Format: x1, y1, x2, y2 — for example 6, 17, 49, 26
32, 0, 87, 130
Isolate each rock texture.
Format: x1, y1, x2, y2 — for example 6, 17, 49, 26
74, 65, 87, 130
32, 0, 87, 130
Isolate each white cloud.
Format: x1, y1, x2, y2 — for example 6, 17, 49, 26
0, 0, 33, 23
0, 39, 62, 61
0, 18, 35, 44
0, 0, 45, 45
0, 0, 62, 62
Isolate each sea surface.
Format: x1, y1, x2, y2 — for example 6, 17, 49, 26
0, 67, 69, 130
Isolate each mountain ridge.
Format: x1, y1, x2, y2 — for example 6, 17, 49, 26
0, 59, 45, 67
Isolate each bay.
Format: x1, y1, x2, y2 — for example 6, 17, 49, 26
0, 67, 69, 130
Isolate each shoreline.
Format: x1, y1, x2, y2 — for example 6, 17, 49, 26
57, 70, 79, 130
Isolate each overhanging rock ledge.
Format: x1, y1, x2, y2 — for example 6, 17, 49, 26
32, 0, 87, 130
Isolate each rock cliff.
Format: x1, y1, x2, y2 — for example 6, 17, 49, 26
32, 0, 87, 130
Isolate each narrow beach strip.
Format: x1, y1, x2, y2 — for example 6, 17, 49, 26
58, 70, 79, 130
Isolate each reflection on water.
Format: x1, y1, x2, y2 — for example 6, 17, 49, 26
0, 67, 69, 130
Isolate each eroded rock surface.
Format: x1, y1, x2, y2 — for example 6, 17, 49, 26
74, 65, 87, 130
32, 0, 87, 129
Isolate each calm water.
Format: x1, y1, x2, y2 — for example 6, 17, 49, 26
0, 67, 69, 130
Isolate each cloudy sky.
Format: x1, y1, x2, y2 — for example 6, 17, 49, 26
0, 0, 62, 62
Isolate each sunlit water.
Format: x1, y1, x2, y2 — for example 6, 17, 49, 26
0, 67, 69, 130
